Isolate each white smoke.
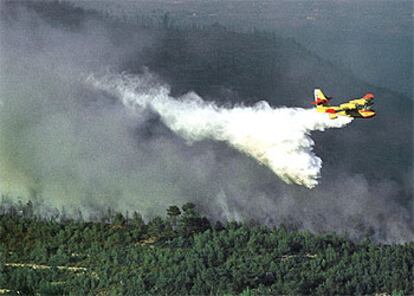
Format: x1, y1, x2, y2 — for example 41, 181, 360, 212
88, 71, 353, 188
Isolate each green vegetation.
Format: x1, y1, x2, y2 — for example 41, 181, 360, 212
0, 200, 412, 295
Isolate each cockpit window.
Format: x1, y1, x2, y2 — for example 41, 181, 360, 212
358, 104, 371, 110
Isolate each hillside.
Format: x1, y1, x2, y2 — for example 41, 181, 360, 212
1, 202, 413, 295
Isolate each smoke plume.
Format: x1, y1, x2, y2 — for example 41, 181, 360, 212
89, 72, 352, 188
1, 1, 412, 243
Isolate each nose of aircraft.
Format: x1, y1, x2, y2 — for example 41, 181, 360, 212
363, 93, 375, 100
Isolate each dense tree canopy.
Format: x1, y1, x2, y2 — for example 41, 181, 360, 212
0, 200, 412, 295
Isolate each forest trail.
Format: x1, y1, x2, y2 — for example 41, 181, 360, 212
5, 263, 87, 272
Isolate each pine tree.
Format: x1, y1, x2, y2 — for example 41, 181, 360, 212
166, 205, 181, 230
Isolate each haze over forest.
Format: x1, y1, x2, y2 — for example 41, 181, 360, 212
0, 0, 412, 244
72, 0, 413, 98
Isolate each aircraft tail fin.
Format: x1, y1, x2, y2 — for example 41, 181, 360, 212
312, 89, 329, 105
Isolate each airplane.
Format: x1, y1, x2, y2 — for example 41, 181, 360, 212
312, 89, 376, 119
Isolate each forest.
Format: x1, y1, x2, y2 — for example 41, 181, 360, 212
0, 199, 413, 295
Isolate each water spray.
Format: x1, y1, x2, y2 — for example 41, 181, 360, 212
89, 72, 352, 188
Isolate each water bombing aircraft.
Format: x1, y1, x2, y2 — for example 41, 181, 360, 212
312, 89, 376, 119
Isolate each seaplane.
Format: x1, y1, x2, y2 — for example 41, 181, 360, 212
312, 89, 376, 119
